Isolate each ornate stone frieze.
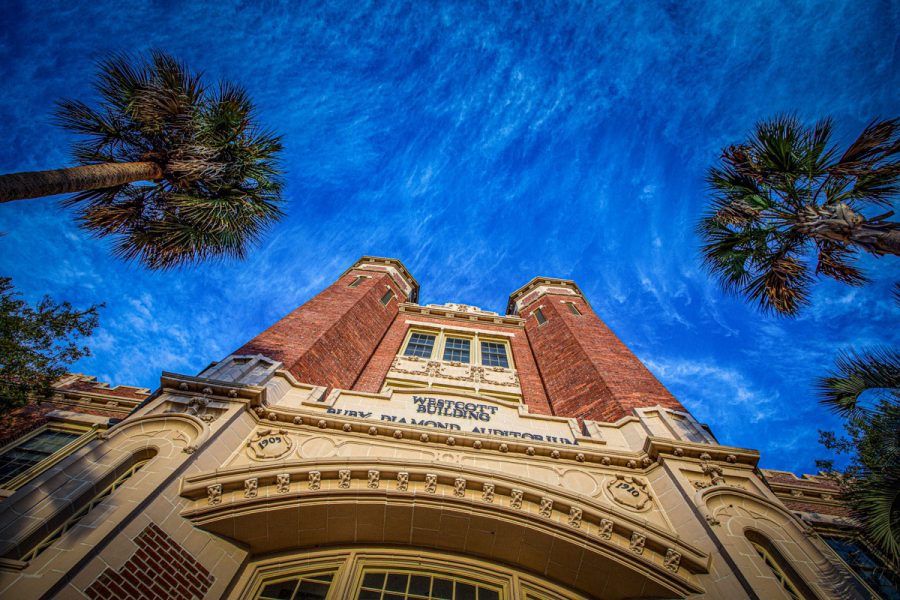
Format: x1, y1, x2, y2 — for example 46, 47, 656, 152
598, 518, 614, 540
397, 472, 409, 491
276, 473, 291, 493
368, 470, 380, 489
244, 478, 258, 498
568, 507, 583, 528
665, 549, 682, 573
482, 483, 495, 503
453, 477, 466, 497
309, 471, 321, 490
338, 470, 351, 489
510, 489, 524, 509
207, 484, 222, 505
539, 497, 553, 518
425, 473, 437, 493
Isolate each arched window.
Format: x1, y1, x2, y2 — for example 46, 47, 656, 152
20, 449, 156, 561
745, 530, 811, 600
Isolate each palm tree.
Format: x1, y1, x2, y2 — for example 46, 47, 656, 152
698, 115, 899, 315
818, 348, 900, 564
0, 51, 284, 270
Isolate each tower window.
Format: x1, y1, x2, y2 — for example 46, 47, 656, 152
481, 342, 509, 368
348, 275, 367, 288
565, 301, 582, 315
404, 333, 436, 358
534, 308, 547, 325
381, 289, 394, 305
442, 337, 471, 363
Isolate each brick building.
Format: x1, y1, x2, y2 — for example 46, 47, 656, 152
0, 256, 896, 599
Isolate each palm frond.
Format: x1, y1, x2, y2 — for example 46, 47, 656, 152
817, 347, 900, 417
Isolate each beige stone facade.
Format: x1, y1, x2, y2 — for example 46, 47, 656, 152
0, 257, 895, 599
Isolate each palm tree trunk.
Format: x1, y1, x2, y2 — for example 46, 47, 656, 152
0, 162, 163, 203
804, 204, 900, 257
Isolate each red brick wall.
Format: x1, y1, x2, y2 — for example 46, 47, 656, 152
236, 269, 405, 389
85, 523, 214, 600
521, 294, 684, 422
353, 313, 553, 416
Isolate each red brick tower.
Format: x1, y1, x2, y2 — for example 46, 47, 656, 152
507, 277, 685, 422
236, 256, 418, 389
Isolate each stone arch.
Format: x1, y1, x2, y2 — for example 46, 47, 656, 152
701, 486, 859, 600
179, 459, 710, 599
103, 412, 208, 457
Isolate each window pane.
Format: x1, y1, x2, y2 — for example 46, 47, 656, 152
381, 289, 395, 305
534, 308, 546, 325
385, 573, 408, 592
260, 580, 297, 600
566, 302, 581, 315
409, 574, 431, 595
431, 578, 453, 599
480, 342, 509, 368
455, 582, 477, 600
443, 338, 470, 363
296, 580, 330, 600
0, 430, 79, 484
404, 333, 436, 358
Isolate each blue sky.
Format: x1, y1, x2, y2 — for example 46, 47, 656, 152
0, 0, 897, 473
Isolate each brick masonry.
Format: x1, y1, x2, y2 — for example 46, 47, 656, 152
84, 523, 214, 600
236, 268, 406, 390
519, 293, 685, 422
353, 312, 554, 416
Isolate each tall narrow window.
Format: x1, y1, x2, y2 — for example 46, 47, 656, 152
348, 275, 366, 288
21, 451, 155, 561
565, 301, 582, 315
404, 333, 436, 358
442, 337, 471, 363
0, 430, 80, 485
380, 289, 394, 305
745, 531, 811, 600
534, 308, 547, 325
481, 341, 509, 368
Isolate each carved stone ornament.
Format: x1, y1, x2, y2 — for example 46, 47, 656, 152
244, 478, 258, 498
246, 429, 293, 461
664, 549, 682, 572
393, 430, 403, 439
207, 484, 222, 505
630, 532, 646, 555
626, 459, 637, 469
368, 426, 378, 436
601, 457, 611, 466
420, 433, 429, 443
446, 436, 456, 446
343, 423, 353, 432
454, 477, 466, 497
605, 475, 653, 511
673, 447, 684, 457
397, 472, 409, 491
568, 507, 583, 528
473, 440, 482, 449
704, 513, 720, 527
308, 471, 321, 490
482, 483, 495, 503
499, 443, 509, 453
338, 470, 351, 489
550, 450, 560, 459
576, 453, 585, 462
292, 416, 302, 424
539, 497, 553, 518
317, 419, 327, 429
510, 489, 524, 509
700, 457, 726, 487
598, 518, 614, 540
425, 473, 437, 494
525, 446, 535, 456
276, 473, 291, 494
368, 470, 380, 489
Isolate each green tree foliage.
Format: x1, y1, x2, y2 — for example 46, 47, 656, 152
0, 278, 101, 412
698, 115, 899, 316
0, 51, 285, 270
817, 348, 900, 565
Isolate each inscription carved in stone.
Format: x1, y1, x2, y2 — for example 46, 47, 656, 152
605, 475, 653, 511
246, 428, 293, 460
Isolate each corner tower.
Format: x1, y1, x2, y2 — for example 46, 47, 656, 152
236, 256, 418, 389
508, 277, 685, 422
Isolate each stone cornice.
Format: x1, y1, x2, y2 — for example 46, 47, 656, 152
399, 303, 524, 327
346, 256, 419, 302
506, 277, 587, 315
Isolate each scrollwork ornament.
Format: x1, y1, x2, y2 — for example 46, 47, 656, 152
630, 532, 646, 555
539, 497, 553, 518
244, 478, 258, 498
664, 549, 682, 572
482, 483, 495, 503
338, 469, 351, 488
510, 489, 523, 509
454, 477, 466, 497
397, 472, 409, 491
568, 507, 583, 528
308, 471, 321, 490
368, 470, 380, 489
598, 518, 613, 540
276, 473, 290, 494
425, 473, 437, 493
207, 484, 222, 505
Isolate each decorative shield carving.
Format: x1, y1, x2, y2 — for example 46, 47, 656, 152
605, 475, 653, 511
246, 429, 293, 460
